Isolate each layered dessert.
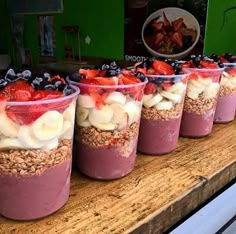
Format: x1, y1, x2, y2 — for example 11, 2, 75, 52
180, 55, 223, 137
211, 53, 236, 123
135, 59, 187, 155
73, 62, 146, 180
0, 69, 78, 220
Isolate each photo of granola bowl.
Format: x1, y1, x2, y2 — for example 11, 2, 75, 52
141, 7, 200, 59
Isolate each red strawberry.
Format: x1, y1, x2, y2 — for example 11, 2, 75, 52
172, 18, 184, 31
48, 75, 66, 84
227, 68, 236, 76
154, 33, 164, 46
79, 68, 98, 79
31, 90, 64, 101
146, 67, 156, 75
152, 21, 163, 31
200, 61, 219, 69
94, 77, 117, 86
162, 83, 172, 90
7, 104, 46, 125
0, 96, 7, 112
170, 32, 183, 47
188, 72, 199, 80
79, 79, 100, 94
152, 60, 175, 75
144, 82, 157, 95
163, 12, 171, 28
1, 80, 34, 101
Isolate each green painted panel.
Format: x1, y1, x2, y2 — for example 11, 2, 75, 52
23, 0, 124, 64
204, 0, 236, 55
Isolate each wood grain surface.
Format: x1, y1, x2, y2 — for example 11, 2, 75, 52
0, 120, 236, 234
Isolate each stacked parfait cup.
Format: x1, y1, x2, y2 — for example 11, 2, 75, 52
72, 62, 147, 180
0, 69, 79, 220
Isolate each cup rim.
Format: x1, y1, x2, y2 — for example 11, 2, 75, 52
183, 68, 224, 72
71, 78, 148, 89
223, 63, 236, 67
0, 85, 80, 106
145, 73, 189, 79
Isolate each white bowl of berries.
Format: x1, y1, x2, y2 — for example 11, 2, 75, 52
141, 7, 200, 59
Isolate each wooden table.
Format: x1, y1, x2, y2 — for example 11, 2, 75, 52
1, 120, 236, 234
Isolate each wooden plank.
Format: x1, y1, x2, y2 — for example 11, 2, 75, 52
0, 120, 236, 234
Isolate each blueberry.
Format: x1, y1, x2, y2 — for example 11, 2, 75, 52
0, 79, 8, 89
135, 72, 146, 82
52, 80, 62, 88
69, 72, 83, 82
44, 84, 56, 91
109, 61, 118, 70
58, 83, 66, 92
63, 86, 73, 96
101, 63, 110, 70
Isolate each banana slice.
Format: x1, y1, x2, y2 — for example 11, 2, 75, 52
160, 91, 181, 103
143, 93, 163, 108
186, 91, 199, 100
198, 77, 212, 86
89, 121, 117, 131
125, 101, 141, 125
61, 120, 73, 139
78, 94, 95, 108
31, 111, 64, 141
143, 94, 153, 103
110, 103, 126, 124
203, 83, 220, 98
0, 113, 20, 138
187, 83, 204, 94
76, 107, 89, 123
0, 138, 24, 150
229, 77, 236, 86
166, 82, 185, 93
89, 105, 114, 124
105, 91, 127, 105
155, 100, 173, 110
78, 120, 91, 127
63, 101, 76, 124
118, 113, 129, 130
18, 126, 46, 149
220, 77, 229, 86
188, 80, 206, 93
42, 138, 59, 151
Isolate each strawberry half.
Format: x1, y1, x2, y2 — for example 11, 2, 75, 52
144, 82, 157, 95
172, 18, 184, 31
163, 12, 171, 28
79, 79, 100, 94
152, 21, 164, 31
200, 61, 219, 69
170, 32, 183, 47
152, 60, 175, 75
154, 33, 164, 46
79, 68, 98, 79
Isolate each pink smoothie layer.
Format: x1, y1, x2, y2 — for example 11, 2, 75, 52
180, 110, 215, 137
0, 160, 71, 221
138, 117, 181, 155
76, 140, 137, 180
214, 95, 236, 123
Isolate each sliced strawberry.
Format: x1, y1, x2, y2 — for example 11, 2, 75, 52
182, 62, 191, 68
1, 80, 34, 101
7, 104, 45, 125
226, 68, 236, 76
144, 82, 157, 95
172, 18, 184, 31
152, 21, 163, 31
79, 68, 98, 79
162, 83, 172, 90
48, 75, 66, 84
79, 79, 100, 94
200, 61, 219, 69
163, 12, 171, 28
188, 72, 199, 80
170, 32, 183, 47
152, 60, 175, 75
120, 74, 141, 84
146, 67, 156, 75
0, 96, 7, 112
154, 33, 164, 46
31, 90, 64, 101
94, 77, 117, 86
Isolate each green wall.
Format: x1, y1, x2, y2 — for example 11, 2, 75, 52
24, 0, 124, 64
204, 0, 236, 55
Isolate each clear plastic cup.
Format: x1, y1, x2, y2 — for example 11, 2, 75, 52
0, 86, 79, 220
74, 79, 147, 180
214, 63, 236, 123
180, 68, 223, 137
138, 74, 188, 155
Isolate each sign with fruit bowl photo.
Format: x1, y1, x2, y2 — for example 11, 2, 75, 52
124, 0, 207, 62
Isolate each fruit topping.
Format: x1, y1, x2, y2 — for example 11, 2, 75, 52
143, 11, 197, 54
